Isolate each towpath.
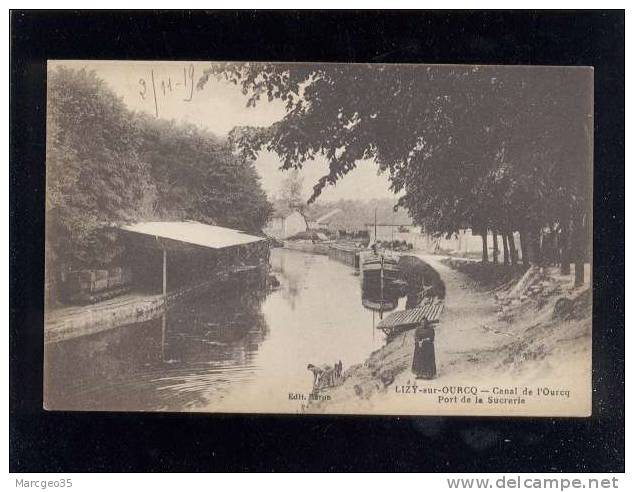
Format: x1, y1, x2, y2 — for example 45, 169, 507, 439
411, 254, 502, 365
308, 252, 504, 413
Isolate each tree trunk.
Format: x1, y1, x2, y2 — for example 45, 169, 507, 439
551, 223, 560, 265
502, 233, 510, 266
531, 226, 543, 266
560, 220, 571, 275
574, 263, 584, 285
573, 215, 586, 286
481, 232, 489, 263
547, 222, 558, 265
492, 231, 499, 264
508, 232, 518, 266
518, 229, 530, 266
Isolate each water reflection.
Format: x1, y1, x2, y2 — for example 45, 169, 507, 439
361, 277, 402, 315
44, 249, 394, 413
44, 287, 269, 412
164, 288, 269, 365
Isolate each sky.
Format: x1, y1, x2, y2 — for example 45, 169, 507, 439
50, 60, 397, 204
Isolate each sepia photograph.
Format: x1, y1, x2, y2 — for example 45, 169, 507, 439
43, 60, 593, 416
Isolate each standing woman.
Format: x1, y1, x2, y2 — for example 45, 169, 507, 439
412, 320, 437, 379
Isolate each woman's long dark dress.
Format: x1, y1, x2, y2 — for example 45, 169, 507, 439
412, 324, 437, 379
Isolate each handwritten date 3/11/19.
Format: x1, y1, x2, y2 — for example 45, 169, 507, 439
138, 64, 195, 117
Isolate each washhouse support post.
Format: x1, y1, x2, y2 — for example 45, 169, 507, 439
162, 247, 167, 301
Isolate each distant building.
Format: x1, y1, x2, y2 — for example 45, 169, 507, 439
420, 229, 523, 260
264, 209, 308, 240
306, 209, 342, 231
367, 223, 421, 246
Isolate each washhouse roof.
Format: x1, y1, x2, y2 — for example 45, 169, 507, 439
120, 221, 265, 250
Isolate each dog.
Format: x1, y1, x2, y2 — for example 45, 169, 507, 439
334, 360, 343, 380
307, 363, 336, 389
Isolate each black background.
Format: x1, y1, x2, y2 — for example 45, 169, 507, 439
10, 10, 625, 472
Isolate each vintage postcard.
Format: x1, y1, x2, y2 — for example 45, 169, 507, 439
43, 60, 593, 416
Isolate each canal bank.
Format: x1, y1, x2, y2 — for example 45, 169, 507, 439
44, 265, 266, 344
308, 253, 592, 416
45, 221, 270, 344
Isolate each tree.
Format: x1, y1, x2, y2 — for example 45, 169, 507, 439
279, 169, 304, 209
47, 67, 151, 273
134, 115, 273, 232
47, 66, 274, 295
199, 63, 592, 279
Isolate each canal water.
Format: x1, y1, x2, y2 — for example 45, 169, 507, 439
44, 248, 404, 413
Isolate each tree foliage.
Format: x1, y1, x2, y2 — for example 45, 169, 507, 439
199, 63, 592, 270
47, 68, 151, 270
278, 169, 304, 209
47, 67, 273, 278
134, 115, 272, 231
